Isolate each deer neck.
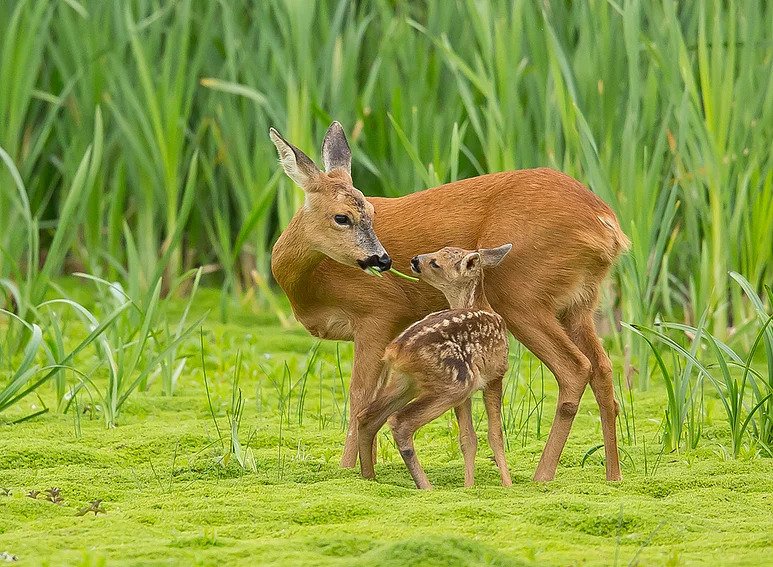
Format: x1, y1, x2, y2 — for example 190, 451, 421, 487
445, 276, 492, 312
271, 210, 325, 302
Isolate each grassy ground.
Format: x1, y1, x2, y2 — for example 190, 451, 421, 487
1, 298, 772, 566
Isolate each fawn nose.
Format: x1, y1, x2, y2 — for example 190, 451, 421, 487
410, 256, 420, 273
359, 253, 392, 272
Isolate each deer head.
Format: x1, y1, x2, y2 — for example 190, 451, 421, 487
409, 244, 512, 309
269, 122, 392, 272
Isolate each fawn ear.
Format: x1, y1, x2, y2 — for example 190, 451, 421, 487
321, 121, 352, 175
479, 243, 512, 268
460, 252, 481, 273
269, 127, 320, 189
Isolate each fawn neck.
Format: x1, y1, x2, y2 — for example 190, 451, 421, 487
444, 275, 492, 312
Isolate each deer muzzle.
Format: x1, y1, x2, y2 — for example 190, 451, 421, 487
358, 253, 392, 272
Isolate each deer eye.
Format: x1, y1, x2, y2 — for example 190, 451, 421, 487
429, 259, 439, 269
334, 214, 351, 226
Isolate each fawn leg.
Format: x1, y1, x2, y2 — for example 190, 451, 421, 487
483, 377, 512, 486
502, 307, 592, 482
454, 398, 477, 487
563, 309, 622, 481
356, 376, 414, 480
390, 395, 456, 490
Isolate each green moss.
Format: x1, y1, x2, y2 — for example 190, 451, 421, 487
1, 308, 773, 566
308, 534, 377, 557
358, 536, 527, 567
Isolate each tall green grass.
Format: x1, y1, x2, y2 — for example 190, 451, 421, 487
0, 0, 771, 390
626, 274, 773, 457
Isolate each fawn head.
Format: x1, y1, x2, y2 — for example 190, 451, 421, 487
410, 244, 512, 306
269, 122, 391, 272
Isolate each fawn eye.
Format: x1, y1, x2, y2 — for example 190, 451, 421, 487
429, 259, 439, 269
334, 214, 351, 226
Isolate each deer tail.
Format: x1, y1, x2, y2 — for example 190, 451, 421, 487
597, 214, 631, 258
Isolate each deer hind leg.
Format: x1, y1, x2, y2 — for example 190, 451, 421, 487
356, 372, 414, 480
562, 308, 622, 481
502, 306, 593, 482
389, 394, 459, 490
454, 398, 477, 487
483, 377, 512, 486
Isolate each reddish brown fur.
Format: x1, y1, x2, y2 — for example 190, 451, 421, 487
271, 126, 628, 482
274, 169, 627, 335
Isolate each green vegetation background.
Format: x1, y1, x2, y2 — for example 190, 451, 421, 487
1, 1, 772, 565
1, 0, 770, 335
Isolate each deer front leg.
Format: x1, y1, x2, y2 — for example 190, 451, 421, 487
341, 331, 392, 468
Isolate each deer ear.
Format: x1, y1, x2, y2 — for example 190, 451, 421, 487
479, 243, 512, 268
460, 252, 481, 273
269, 128, 320, 189
321, 121, 352, 175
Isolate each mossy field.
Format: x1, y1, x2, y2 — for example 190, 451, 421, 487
2, 291, 771, 567
2, 1, 772, 566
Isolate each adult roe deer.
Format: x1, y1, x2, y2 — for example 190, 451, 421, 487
357, 244, 513, 489
269, 122, 629, 481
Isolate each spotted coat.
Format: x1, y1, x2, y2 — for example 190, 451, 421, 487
385, 308, 509, 392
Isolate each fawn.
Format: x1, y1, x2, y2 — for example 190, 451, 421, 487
357, 244, 513, 489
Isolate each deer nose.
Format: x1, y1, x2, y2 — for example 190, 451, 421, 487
410, 256, 421, 273
358, 253, 392, 272
376, 253, 392, 272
